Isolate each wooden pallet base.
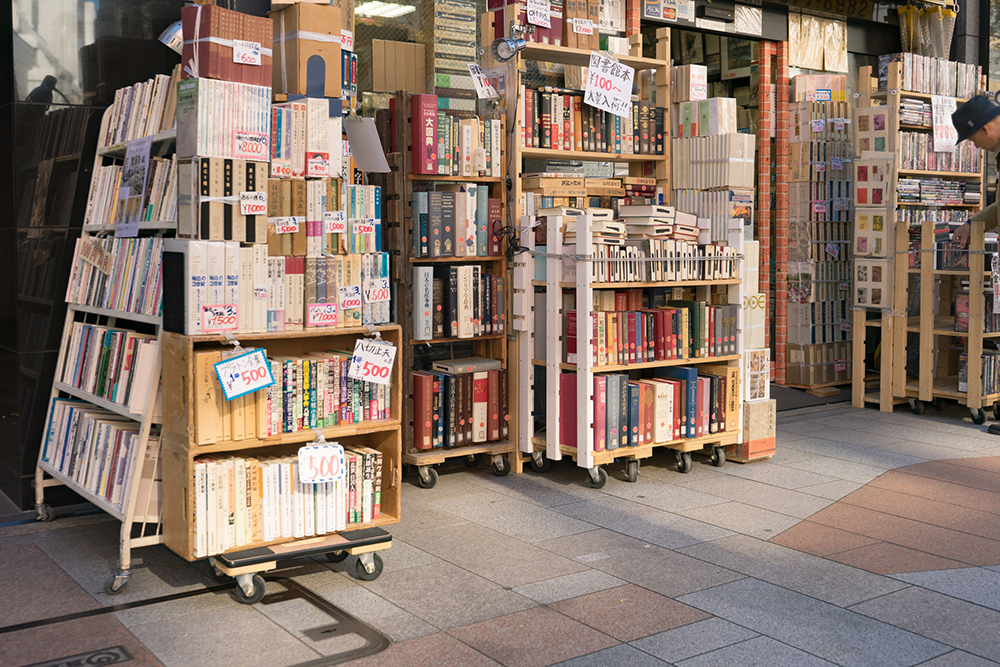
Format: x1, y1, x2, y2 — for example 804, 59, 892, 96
530, 431, 738, 468
726, 452, 773, 463
216, 528, 392, 570
403, 441, 516, 467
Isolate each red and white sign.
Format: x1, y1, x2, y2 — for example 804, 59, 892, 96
347, 338, 396, 386
273, 216, 301, 234
306, 151, 330, 177
233, 131, 268, 160
352, 218, 376, 235
340, 285, 362, 310
841, 320, 851, 333
240, 191, 267, 215
307, 303, 338, 327
810, 119, 825, 133
835, 359, 847, 372
812, 201, 827, 214
233, 40, 262, 66
527, 0, 551, 28
298, 443, 346, 484
324, 210, 346, 234
825, 242, 840, 260
254, 285, 268, 300
573, 18, 594, 34
213, 348, 274, 401
271, 161, 292, 177
341, 30, 353, 52
202, 304, 238, 333
364, 278, 390, 304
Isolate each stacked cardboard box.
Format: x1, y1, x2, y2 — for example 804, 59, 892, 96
269, 3, 342, 98
786, 341, 852, 387
181, 5, 273, 86
422, 0, 479, 106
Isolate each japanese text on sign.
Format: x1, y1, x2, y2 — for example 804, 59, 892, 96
352, 218, 376, 235
254, 285, 268, 300
214, 348, 274, 401
839, 281, 850, 291
307, 152, 330, 177
993, 253, 1000, 313
585, 52, 635, 119
831, 157, 844, 171
573, 18, 594, 34
835, 359, 847, 372
324, 210, 345, 234
833, 197, 850, 211
233, 131, 268, 160
307, 303, 338, 327
527, 0, 551, 28
348, 339, 396, 386
240, 191, 267, 215
233, 40, 262, 66
202, 304, 238, 333
840, 320, 851, 333
341, 30, 353, 52
340, 285, 362, 310
364, 278, 390, 304
825, 242, 840, 260
298, 443, 345, 484
467, 63, 499, 100
815, 89, 832, 101
273, 216, 301, 234
834, 118, 846, 131
932, 95, 958, 153
810, 119, 825, 133
812, 201, 827, 214
80, 239, 112, 274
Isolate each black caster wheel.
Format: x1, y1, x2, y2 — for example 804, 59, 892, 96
325, 550, 349, 563
356, 554, 384, 581
530, 454, 551, 473
465, 453, 481, 467
104, 575, 129, 595
675, 450, 693, 474
625, 459, 639, 483
587, 467, 608, 489
935, 398, 946, 411
417, 467, 438, 488
911, 400, 925, 415
993, 404, 1000, 421
35, 504, 56, 522
972, 409, 987, 425
710, 446, 726, 467
210, 566, 230, 583
234, 574, 266, 605
492, 457, 511, 477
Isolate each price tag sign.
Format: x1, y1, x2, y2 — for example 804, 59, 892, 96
833, 197, 850, 211
298, 443, 346, 484
812, 201, 827, 214
364, 278, 391, 303
815, 89, 832, 101
573, 18, 595, 34
271, 160, 292, 178
992, 253, 1000, 313
841, 320, 852, 333
810, 119, 825, 133
835, 118, 846, 131
233, 131, 269, 160
352, 218, 376, 235
340, 285, 362, 310
274, 216, 301, 234
240, 191, 267, 215
324, 210, 346, 234
831, 157, 843, 170
839, 281, 850, 291
468, 64, 499, 100
214, 348, 274, 401
202, 304, 239, 333
348, 338, 396, 386
527, 0, 551, 28
307, 302, 338, 327
825, 242, 840, 260
815, 161, 826, 173
835, 359, 847, 372
343, 139, 351, 157
341, 30, 353, 52
233, 40, 262, 66
79, 238, 113, 275
932, 95, 958, 153
254, 285, 268, 300
306, 151, 330, 177
585, 52, 635, 119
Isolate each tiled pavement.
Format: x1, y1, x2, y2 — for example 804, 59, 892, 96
4, 402, 1000, 666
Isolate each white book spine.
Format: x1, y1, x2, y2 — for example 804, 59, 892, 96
194, 461, 207, 558
205, 460, 218, 556
234, 458, 246, 546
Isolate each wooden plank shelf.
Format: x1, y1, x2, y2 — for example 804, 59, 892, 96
68, 303, 161, 326
521, 42, 666, 70
532, 354, 741, 372
409, 175, 503, 183
897, 169, 981, 179
52, 382, 147, 422
184, 420, 401, 455
186, 324, 398, 343
411, 256, 506, 263
403, 441, 516, 467
872, 90, 969, 103
410, 334, 505, 346
521, 147, 667, 163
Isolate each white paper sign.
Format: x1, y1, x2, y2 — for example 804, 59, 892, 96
815, 89, 832, 101
812, 201, 827, 214
573, 18, 595, 34
307, 303, 338, 327
825, 242, 840, 259
835, 359, 847, 372
274, 216, 301, 234
202, 304, 239, 333
932, 95, 958, 153
831, 157, 844, 171
298, 443, 346, 484
340, 285, 362, 311
467, 63, 499, 99
324, 210, 346, 234
341, 30, 354, 52
585, 52, 635, 119
364, 278, 391, 303
815, 161, 826, 173
214, 349, 274, 401
233, 131, 268, 160
527, 0, 551, 28
240, 191, 267, 216
841, 320, 852, 333
839, 281, 850, 291
352, 218, 376, 235
348, 339, 396, 386
254, 285, 268, 300
233, 40, 262, 66
115, 135, 153, 238
810, 119, 825, 133
834, 118, 846, 131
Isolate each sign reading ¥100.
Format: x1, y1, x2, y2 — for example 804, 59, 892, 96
585, 52, 634, 119
214, 348, 275, 401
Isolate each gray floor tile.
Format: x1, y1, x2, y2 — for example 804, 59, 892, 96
597, 477, 731, 513
630, 617, 758, 663
400, 470, 491, 501
555, 497, 734, 550
892, 567, 1000, 613
552, 644, 671, 667
782, 455, 889, 485
916, 650, 1000, 666
356, 560, 535, 629
676, 636, 838, 667
677, 535, 908, 607
850, 586, 1000, 663
128, 604, 321, 667
675, 502, 803, 540
512, 569, 626, 604
385, 499, 469, 542
860, 424, 998, 451
461, 466, 598, 507
677, 476, 834, 519
113, 589, 235, 627
255, 596, 371, 657
795, 480, 864, 500
878, 441, 979, 461
400, 521, 587, 587
678, 578, 949, 667
786, 438, 925, 470
714, 460, 834, 488
780, 422, 911, 450
360, 538, 439, 573
425, 491, 595, 543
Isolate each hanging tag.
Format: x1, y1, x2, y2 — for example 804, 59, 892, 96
815, 161, 826, 173
202, 304, 239, 333
214, 348, 274, 401
340, 285, 363, 310
825, 242, 840, 259
834, 118, 846, 131
298, 442, 346, 484
573, 18, 595, 34
352, 218, 376, 235
254, 285, 268, 300
233, 131, 268, 160
363, 277, 391, 303
835, 359, 847, 372
815, 89, 832, 101
839, 281, 850, 291
812, 201, 827, 214
841, 320, 852, 333
348, 339, 397, 386
273, 216, 301, 234
831, 157, 844, 170
468, 63, 499, 99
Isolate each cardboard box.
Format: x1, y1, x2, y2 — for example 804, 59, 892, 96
727, 437, 776, 462
672, 64, 707, 103
698, 98, 737, 136
269, 4, 342, 97
181, 5, 273, 86
366, 40, 425, 94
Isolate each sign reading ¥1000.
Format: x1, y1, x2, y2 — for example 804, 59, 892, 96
214, 348, 275, 401
585, 52, 634, 119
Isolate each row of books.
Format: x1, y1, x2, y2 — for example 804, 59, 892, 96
788, 141, 854, 183
99, 67, 180, 148
411, 358, 509, 450
669, 134, 756, 191
898, 179, 978, 206
66, 236, 164, 318
409, 95, 502, 177
176, 78, 272, 160
266, 181, 381, 256
558, 364, 740, 450
899, 209, 968, 225
270, 98, 344, 179
190, 447, 383, 559
519, 88, 666, 156
410, 189, 503, 258
412, 266, 506, 341
788, 300, 852, 344
56, 324, 160, 415
899, 99, 932, 126
84, 159, 178, 230
670, 189, 755, 242
587, 240, 740, 284
955, 291, 1000, 334
878, 53, 981, 98
180, 4, 273, 87
789, 101, 854, 142
671, 98, 737, 138
958, 350, 1000, 395
898, 132, 981, 174
529, 194, 658, 213
42, 399, 161, 512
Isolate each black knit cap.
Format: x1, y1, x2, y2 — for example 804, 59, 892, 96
952, 94, 1000, 143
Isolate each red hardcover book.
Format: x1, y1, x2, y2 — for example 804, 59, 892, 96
412, 372, 434, 450
488, 370, 500, 441
411, 94, 439, 174
541, 93, 552, 149
615, 292, 628, 311
652, 310, 665, 360
633, 382, 645, 445
707, 307, 715, 357
488, 198, 503, 256
642, 381, 654, 443
473, 371, 489, 442
524, 90, 534, 148
593, 376, 606, 451
563, 94, 572, 150
626, 313, 636, 364
628, 288, 643, 310
565, 310, 578, 364
559, 373, 577, 448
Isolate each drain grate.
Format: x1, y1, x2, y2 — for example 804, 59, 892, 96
23, 646, 133, 667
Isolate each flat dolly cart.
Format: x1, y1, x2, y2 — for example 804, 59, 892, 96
404, 441, 516, 489
529, 432, 654, 488
210, 527, 392, 604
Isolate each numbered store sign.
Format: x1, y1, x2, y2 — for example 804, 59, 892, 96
347, 339, 396, 386
214, 348, 275, 401
298, 442, 346, 484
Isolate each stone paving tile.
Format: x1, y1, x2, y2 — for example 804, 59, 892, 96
597, 477, 731, 513
850, 586, 1000, 663
678, 534, 907, 607
676, 636, 838, 667
826, 541, 973, 576
782, 455, 889, 485
678, 578, 949, 667
460, 466, 598, 507
915, 651, 1000, 666
255, 596, 371, 657
550, 584, 710, 641
943, 456, 1000, 473
859, 424, 998, 450
677, 476, 834, 519
512, 570, 626, 605
426, 491, 594, 544
838, 485, 1000, 541
630, 617, 757, 664
712, 460, 835, 488
449, 606, 618, 667
551, 644, 671, 667
400, 471, 492, 501
675, 501, 803, 540
786, 439, 924, 470
878, 441, 978, 462
362, 538, 439, 573
795, 479, 864, 500
385, 500, 469, 542
899, 460, 1000, 492
779, 422, 913, 450
868, 469, 1000, 516
0, 543, 100, 626
769, 520, 881, 557
342, 632, 501, 667
0, 615, 165, 667
892, 567, 1000, 612
113, 589, 236, 628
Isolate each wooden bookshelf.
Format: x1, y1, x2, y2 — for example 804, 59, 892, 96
520, 147, 666, 162
897, 169, 981, 179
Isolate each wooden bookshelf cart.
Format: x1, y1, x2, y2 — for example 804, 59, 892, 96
161, 325, 402, 602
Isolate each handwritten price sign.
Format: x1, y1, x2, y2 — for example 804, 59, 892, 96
202, 304, 239, 333
815, 89, 832, 101
825, 242, 840, 260
350, 218, 376, 235
835, 359, 847, 372
274, 216, 301, 234
214, 348, 274, 401
527, 0, 551, 28
340, 285, 362, 310
364, 278, 390, 304
233, 40, 262, 66
341, 30, 353, 52
307, 151, 330, 177
79, 239, 112, 274
810, 119, 825, 133
467, 63, 499, 100
298, 443, 346, 484
233, 131, 268, 160
573, 18, 594, 34
585, 52, 634, 119
240, 191, 267, 215
254, 285, 268, 299
324, 210, 345, 234
271, 161, 292, 177
348, 339, 396, 386
831, 157, 844, 170
307, 303, 338, 327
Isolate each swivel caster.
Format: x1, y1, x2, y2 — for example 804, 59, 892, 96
972, 409, 987, 425
325, 550, 349, 563
234, 573, 266, 605
625, 459, 639, 483
530, 452, 551, 473
35, 503, 56, 522
675, 450, 693, 474
910, 399, 925, 415
104, 571, 131, 595
587, 467, 607, 489
355, 553, 384, 581
417, 466, 438, 488
935, 398, 946, 411
465, 453, 481, 467
709, 446, 726, 467
491, 455, 511, 477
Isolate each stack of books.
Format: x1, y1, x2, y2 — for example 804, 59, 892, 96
65, 237, 165, 317
959, 350, 1000, 395
411, 357, 509, 450
412, 266, 505, 340
99, 65, 181, 148
898, 132, 981, 173
879, 53, 981, 98
409, 94, 502, 177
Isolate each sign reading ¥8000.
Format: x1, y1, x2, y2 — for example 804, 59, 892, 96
214, 348, 274, 401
